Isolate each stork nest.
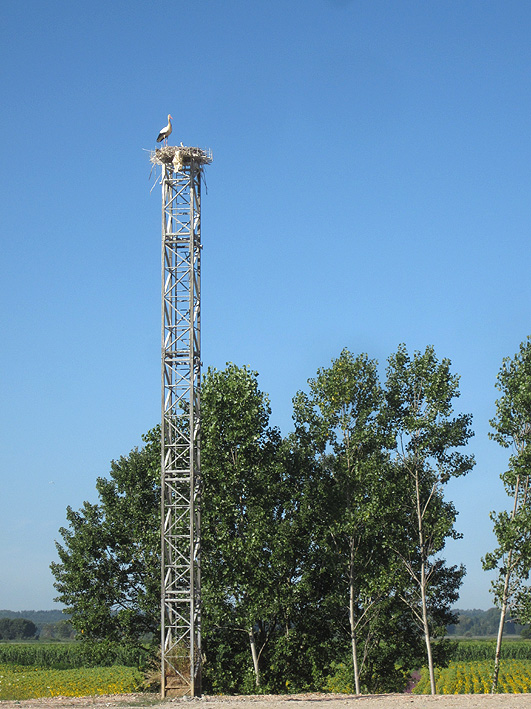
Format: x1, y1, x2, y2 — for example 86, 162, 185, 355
150, 145, 213, 171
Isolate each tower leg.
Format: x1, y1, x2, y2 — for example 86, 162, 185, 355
160, 160, 203, 697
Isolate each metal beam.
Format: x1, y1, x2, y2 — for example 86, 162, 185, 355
158, 149, 210, 697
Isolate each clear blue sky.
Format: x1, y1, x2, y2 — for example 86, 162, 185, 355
1, 0, 530, 611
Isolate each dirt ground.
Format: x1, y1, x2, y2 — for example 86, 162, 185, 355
2, 693, 531, 709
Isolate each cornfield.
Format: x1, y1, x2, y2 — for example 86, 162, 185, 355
454, 641, 531, 662
0, 663, 143, 700
0, 643, 150, 669
414, 660, 531, 694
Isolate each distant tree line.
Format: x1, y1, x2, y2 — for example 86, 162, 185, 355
39, 620, 76, 641
0, 611, 75, 641
52, 344, 474, 695
447, 608, 528, 637
0, 618, 37, 640
0, 610, 69, 625
4, 608, 526, 642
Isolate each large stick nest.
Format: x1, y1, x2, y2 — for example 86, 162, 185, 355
150, 145, 213, 170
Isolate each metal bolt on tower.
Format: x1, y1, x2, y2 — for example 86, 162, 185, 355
151, 145, 212, 697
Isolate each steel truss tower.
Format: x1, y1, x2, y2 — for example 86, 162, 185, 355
154, 145, 212, 698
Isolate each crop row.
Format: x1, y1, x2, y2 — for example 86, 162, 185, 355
414, 659, 531, 694
453, 640, 531, 661
0, 643, 151, 669
0, 663, 143, 700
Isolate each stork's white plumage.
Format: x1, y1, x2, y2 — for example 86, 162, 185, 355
157, 114, 173, 145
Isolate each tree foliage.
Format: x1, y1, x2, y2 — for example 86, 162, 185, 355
0, 618, 37, 641
51, 428, 160, 645
384, 344, 473, 693
293, 349, 402, 693
201, 363, 284, 689
447, 608, 527, 637
482, 336, 531, 690
484, 336, 531, 612
52, 353, 472, 694
39, 620, 77, 641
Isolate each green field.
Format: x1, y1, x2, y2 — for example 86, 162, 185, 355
414, 659, 531, 694
453, 639, 531, 661
0, 642, 150, 700
3, 639, 531, 699
0, 642, 150, 669
412, 640, 531, 694
0, 663, 143, 700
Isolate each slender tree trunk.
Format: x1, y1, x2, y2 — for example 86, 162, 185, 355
420, 559, 436, 694
492, 474, 524, 693
492, 564, 511, 694
415, 469, 436, 694
248, 627, 260, 687
349, 539, 361, 695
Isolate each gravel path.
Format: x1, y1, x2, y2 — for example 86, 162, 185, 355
2, 694, 531, 709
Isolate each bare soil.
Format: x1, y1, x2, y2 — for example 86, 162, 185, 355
2, 693, 531, 709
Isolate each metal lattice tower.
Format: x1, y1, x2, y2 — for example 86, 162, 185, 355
152, 145, 212, 697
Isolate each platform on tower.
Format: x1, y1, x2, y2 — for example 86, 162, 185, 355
150, 145, 213, 170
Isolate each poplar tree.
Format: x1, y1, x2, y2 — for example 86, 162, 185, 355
385, 344, 474, 695
483, 336, 531, 692
293, 349, 397, 694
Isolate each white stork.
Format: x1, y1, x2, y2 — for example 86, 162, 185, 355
156, 114, 173, 145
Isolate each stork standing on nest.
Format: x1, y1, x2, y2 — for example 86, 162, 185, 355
157, 114, 173, 146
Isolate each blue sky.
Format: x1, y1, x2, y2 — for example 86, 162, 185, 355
1, 0, 531, 611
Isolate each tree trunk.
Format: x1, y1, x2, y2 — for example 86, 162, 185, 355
492, 570, 511, 694
248, 627, 260, 687
492, 474, 523, 693
415, 470, 436, 695
349, 540, 361, 695
420, 559, 436, 694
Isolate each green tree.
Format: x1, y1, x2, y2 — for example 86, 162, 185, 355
385, 344, 474, 694
51, 427, 160, 647
201, 363, 325, 692
293, 349, 395, 694
51, 352, 469, 694
293, 349, 446, 694
52, 364, 320, 692
482, 336, 531, 691
200, 363, 283, 688
39, 619, 77, 641
0, 618, 37, 640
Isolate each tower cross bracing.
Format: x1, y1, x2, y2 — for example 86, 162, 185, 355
155, 145, 212, 698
